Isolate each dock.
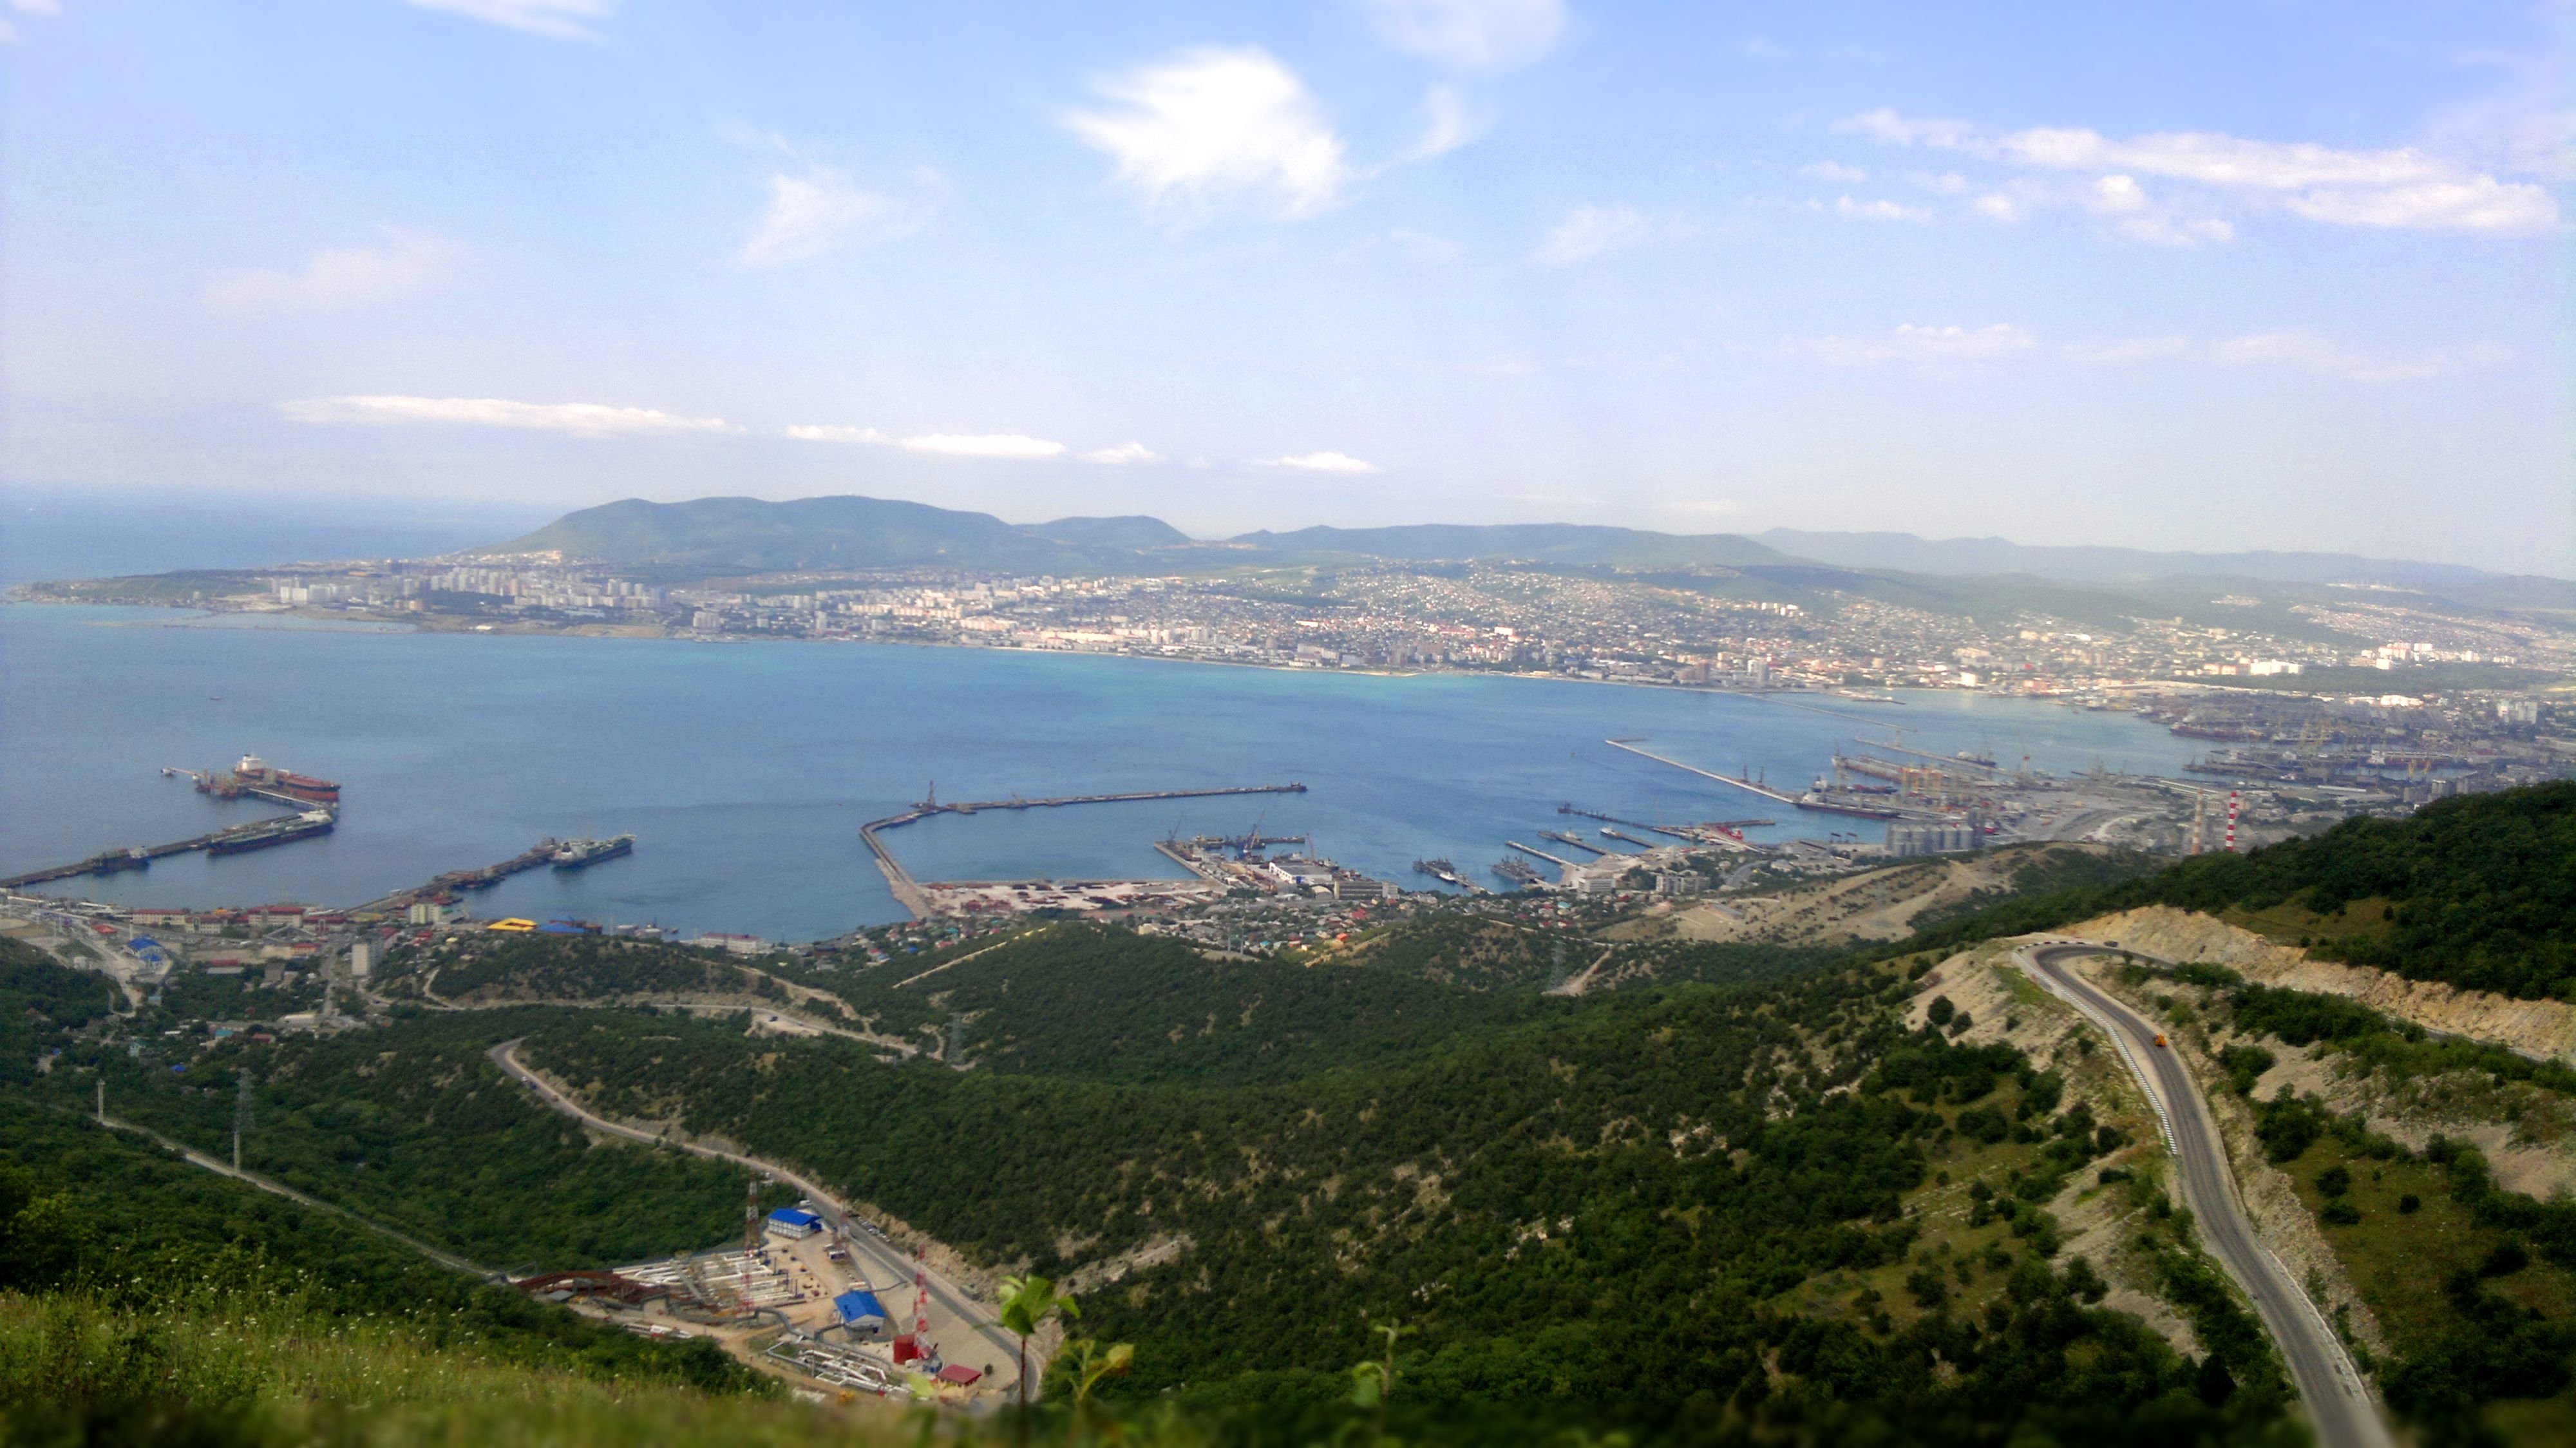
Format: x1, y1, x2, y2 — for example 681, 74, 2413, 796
1505, 841, 1578, 873
1537, 830, 1609, 855
1556, 804, 1698, 839
344, 839, 565, 915
1600, 828, 1662, 850
911, 782, 1306, 817
1, 767, 341, 890
862, 783, 1308, 920
1604, 740, 1803, 805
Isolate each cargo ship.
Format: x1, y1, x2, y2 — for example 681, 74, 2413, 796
551, 834, 635, 870
207, 810, 337, 855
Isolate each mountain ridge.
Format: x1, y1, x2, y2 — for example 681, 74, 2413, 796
482, 494, 2567, 609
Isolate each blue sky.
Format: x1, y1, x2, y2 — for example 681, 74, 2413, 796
3, 1, 2567, 571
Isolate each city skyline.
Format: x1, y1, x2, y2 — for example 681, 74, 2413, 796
3, 1, 2567, 572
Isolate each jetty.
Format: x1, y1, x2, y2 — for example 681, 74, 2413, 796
1505, 841, 1578, 872
1, 767, 341, 890
1537, 830, 1609, 856
861, 782, 1309, 921
1604, 739, 1802, 806
343, 839, 566, 915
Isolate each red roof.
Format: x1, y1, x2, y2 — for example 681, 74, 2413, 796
935, 1364, 982, 1386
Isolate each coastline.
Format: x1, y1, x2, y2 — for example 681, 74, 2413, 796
8, 594, 2083, 712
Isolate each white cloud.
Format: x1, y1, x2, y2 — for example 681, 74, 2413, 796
402, 0, 612, 42
1259, 450, 1381, 474
2074, 175, 2231, 246
1835, 108, 1976, 148
204, 228, 466, 311
1791, 323, 2038, 365
1400, 84, 1481, 162
784, 424, 891, 444
1971, 192, 2025, 222
739, 171, 918, 267
1911, 171, 1969, 195
1803, 161, 1869, 183
1079, 441, 1162, 464
281, 395, 735, 437
1833, 195, 1929, 223
0, 0, 58, 44
1063, 48, 1350, 220
1848, 109, 2557, 235
2117, 214, 2234, 247
2280, 176, 2554, 233
2211, 331, 2508, 383
787, 425, 1069, 460
1533, 204, 1648, 264
1359, 0, 1566, 72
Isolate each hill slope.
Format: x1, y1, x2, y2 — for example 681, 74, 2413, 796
482, 495, 1188, 575
1230, 521, 1794, 569
1757, 529, 2571, 609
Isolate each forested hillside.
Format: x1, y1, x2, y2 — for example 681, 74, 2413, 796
1893, 783, 2576, 1000
516, 951, 2274, 1443
13, 787, 2576, 1442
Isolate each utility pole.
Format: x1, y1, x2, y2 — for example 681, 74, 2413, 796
233, 1069, 253, 1172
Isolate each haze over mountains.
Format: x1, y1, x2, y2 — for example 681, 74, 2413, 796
488, 494, 2572, 614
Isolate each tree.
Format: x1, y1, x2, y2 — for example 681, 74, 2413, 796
999, 1272, 1077, 1443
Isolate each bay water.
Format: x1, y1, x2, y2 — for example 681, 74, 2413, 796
3, 603, 2198, 940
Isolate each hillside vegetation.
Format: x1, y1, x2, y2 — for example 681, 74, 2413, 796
1893, 783, 2576, 1001
17, 788, 2576, 1442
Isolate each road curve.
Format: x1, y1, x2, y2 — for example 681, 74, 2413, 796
2017, 942, 2391, 1448
486, 1038, 1022, 1376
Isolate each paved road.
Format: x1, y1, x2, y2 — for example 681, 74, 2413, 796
487, 1038, 1022, 1382
83, 1107, 495, 1277
2018, 942, 2391, 1448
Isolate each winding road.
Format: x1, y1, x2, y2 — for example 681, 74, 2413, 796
486, 1038, 1021, 1382
2018, 942, 2391, 1448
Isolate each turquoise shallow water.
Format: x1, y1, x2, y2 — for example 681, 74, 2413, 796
1, 605, 2199, 940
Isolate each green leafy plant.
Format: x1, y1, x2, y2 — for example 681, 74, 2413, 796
999, 1273, 1077, 1442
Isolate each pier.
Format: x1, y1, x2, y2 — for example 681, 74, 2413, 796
1604, 739, 1803, 806
1, 766, 341, 890
1505, 841, 1578, 873
1537, 830, 1610, 855
1557, 804, 1698, 839
862, 783, 1309, 920
343, 839, 566, 915
910, 782, 1306, 816
1599, 828, 1662, 850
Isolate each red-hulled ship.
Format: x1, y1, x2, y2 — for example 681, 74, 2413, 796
204, 754, 342, 803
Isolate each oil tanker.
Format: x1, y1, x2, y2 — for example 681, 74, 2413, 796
207, 810, 337, 855
552, 834, 635, 870
197, 754, 342, 803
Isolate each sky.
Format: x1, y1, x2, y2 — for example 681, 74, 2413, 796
3, 1, 2569, 573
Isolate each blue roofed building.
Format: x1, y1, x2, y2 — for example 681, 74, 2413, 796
766, 1207, 823, 1238
834, 1289, 889, 1332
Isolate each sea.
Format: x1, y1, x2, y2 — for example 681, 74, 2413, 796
0, 489, 2205, 942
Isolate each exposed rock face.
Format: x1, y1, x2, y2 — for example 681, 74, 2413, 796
2063, 906, 2576, 1063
